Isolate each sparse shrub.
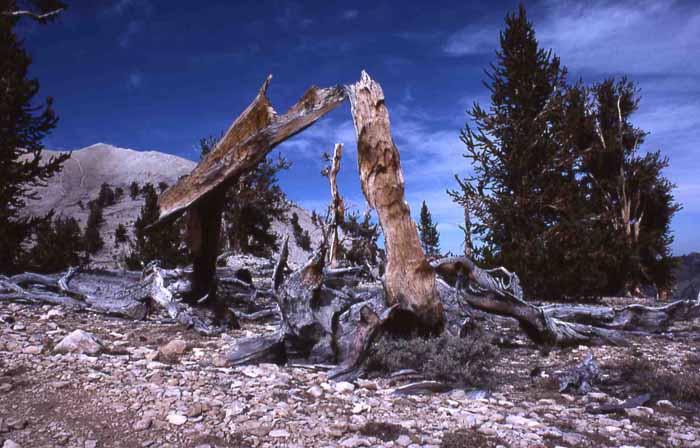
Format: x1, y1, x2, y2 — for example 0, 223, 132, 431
366, 331, 497, 386
359, 422, 408, 442
441, 429, 506, 448
115, 186, 124, 201
614, 355, 700, 404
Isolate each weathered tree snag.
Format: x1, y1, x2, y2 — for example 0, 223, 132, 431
155, 76, 347, 314
347, 71, 443, 329
157, 76, 347, 223
186, 186, 233, 325
327, 143, 345, 267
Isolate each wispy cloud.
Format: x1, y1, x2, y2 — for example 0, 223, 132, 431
444, 0, 700, 75
342, 9, 359, 20
127, 71, 143, 90
118, 20, 144, 48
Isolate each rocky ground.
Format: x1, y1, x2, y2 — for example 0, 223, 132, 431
1, 296, 699, 448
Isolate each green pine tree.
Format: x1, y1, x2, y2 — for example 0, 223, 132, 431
83, 201, 104, 254
26, 214, 84, 273
418, 201, 440, 258
0, 2, 69, 274
449, 4, 570, 297
126, 183, 187, 269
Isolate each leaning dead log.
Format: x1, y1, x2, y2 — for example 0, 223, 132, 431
347, 70, 443, 329
155, 76, 347, 313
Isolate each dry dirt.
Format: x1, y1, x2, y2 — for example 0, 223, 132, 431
1, 297, 699, 448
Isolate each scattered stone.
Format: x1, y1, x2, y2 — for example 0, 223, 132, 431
166, 414, 187, 426
308, 386, 323, 398
53, 329, 103, 355
335, 382, 355, 393
133, 419, 152, 431
0, 383, 12, 393
270, 429, 290, 438
84, 440, 98, 448
6, 418, 28, 430
186, 403, 203, 417
3, 440, 20, 448
22, 345, 43, 355
396, 434, 412, 447
157, 339, 188, 360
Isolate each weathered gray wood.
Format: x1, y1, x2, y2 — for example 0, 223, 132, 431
157, 76, 347, 223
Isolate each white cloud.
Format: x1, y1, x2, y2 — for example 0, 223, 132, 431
444, 0, 700, 75
537, 0, 700, 75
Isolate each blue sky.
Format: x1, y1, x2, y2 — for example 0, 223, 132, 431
19, 0, 700, 255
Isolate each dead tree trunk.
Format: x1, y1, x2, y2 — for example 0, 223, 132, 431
347, 70, 443, 330
154, 76, 347, 309
327, 143, 345, 267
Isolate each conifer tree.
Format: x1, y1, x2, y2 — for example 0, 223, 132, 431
0, 1, 68, 273
115, 223, 128, 244
129, 181, 140, 200
418, 201, 440, 258
126, 183, 187, 269
97, 182, 116, 207
291, 212, 312, 251
83, 201, 104, 254
580, 79, 680, 295
27, 214, 84, 273
449, 4, 569, 297
340, 210, 382, 267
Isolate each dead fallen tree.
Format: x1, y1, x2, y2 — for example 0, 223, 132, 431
0, 264, 265, 335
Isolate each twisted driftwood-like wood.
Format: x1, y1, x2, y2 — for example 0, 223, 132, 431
347, 70, 443, 329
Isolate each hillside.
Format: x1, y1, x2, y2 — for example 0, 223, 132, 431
23, 143, 322, 269
673, 252, 700, 300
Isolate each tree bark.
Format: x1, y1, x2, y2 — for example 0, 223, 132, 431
347, 71, 443, 329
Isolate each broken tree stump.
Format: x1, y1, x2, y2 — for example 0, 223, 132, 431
347, 70, 443, 330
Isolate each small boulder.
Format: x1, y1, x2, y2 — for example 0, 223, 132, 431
3, 440, 21, 448
166, 414, 187, 426
53, 330, 103, 355
157, 339, 188, 361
